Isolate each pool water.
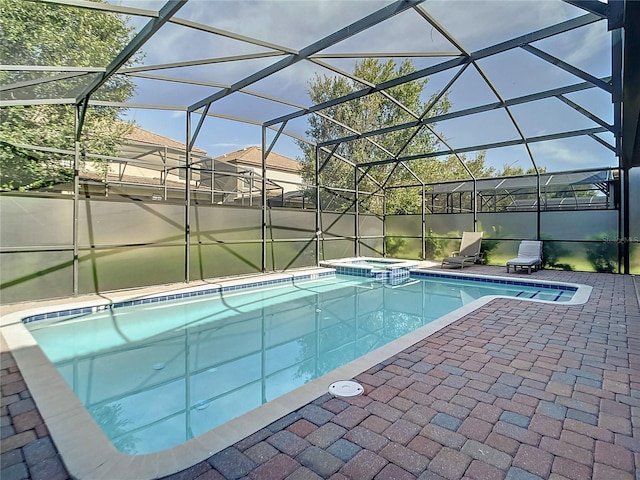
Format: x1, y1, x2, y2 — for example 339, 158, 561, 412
27, 273, 576, 455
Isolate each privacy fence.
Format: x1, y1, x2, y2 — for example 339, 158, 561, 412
1, 165, 638, 304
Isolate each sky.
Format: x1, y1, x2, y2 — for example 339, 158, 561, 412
112, 0, 616, 175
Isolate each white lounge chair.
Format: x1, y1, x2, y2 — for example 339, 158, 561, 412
506, 240, 543, 274
441, 232, 484, 269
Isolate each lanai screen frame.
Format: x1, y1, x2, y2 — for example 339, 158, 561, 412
1, 0, 639, 290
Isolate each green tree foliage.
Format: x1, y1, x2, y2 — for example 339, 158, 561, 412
0, 0, 140, 191
497, 163, 540, 177
296, 59, 495, 214
586, 232, 618, 273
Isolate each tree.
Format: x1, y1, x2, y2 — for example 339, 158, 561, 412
0, 0, 141, 191
498, 163, 539, 177
296, 59, 492, 214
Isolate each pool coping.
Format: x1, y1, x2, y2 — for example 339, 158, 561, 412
410, 268, 592, 305
0, 267, 592, 480
320, 257, 419, 269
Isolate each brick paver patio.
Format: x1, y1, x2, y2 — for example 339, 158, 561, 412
2, 267, 639, 480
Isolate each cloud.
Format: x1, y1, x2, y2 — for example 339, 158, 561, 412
530, 136, 616, 171
421, 0, 574, 50
548, 21, 610, 75
211, 142, 243, 147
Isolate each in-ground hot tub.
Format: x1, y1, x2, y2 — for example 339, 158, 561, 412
319, 257, 419, 283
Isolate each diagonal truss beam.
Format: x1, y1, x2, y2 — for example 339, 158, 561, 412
265, 13, 600, 128
520, 44, 612, 93
0, 72, 92, 93
360, 127, 608, 168
555, 95, 614, 131
127, 72, 309, 110
561, 0, 608, 18
122, 52, 286, 74
318, 145, 384, 189
74, 0, 187, 139
169, 17, 298, 55
473, 62, 539, 173
75, 0, 186, 105
318, 77, 609, 148
311, 52, 461, 58
423, 0, 540, 176
309, 58, 420, 121
588, 133, 615, 152
188, 0, 423, 113
187, 0, 424, 148
266, 56, 468, 128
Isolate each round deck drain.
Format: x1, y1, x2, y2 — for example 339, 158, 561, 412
329, 380, 364, 397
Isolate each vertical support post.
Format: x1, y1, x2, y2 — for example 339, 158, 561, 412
382, 190, 387, 257
315, 145, 321, 264
250, 170, 254, 207
621, 1, 640, 274
261, 126, 267, 272
612, 28, 623, 157
210, 158, 214, 204
536, 172, 541, 241
621, 167, 630, 274
185, 113, 191, 283
473, 178, 478, 232
421, 185, 426, 260
612, 27, 625, 273
73, 107, 80, 295
354, 164, 359, 257
163, 145, 168, 201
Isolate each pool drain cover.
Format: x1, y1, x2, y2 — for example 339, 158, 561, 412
329, 380, 364, 397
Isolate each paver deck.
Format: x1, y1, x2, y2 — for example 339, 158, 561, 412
1, 266, 639, 480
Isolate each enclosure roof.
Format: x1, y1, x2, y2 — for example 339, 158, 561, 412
427, 168, 614, 194
1, 0, 638, 175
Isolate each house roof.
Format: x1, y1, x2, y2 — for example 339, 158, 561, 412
114, 126, 208, 171
215, 146, 300, 173
124, 126, 208, 157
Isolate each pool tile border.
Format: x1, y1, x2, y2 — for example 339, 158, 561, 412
21, 269, 336, 324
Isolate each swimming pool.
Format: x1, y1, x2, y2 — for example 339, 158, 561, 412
26, 269, 583, 455
1, 267, 591, 478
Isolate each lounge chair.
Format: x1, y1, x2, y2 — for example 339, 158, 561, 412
441, 231, 484, 269
506, 240, 543, 274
